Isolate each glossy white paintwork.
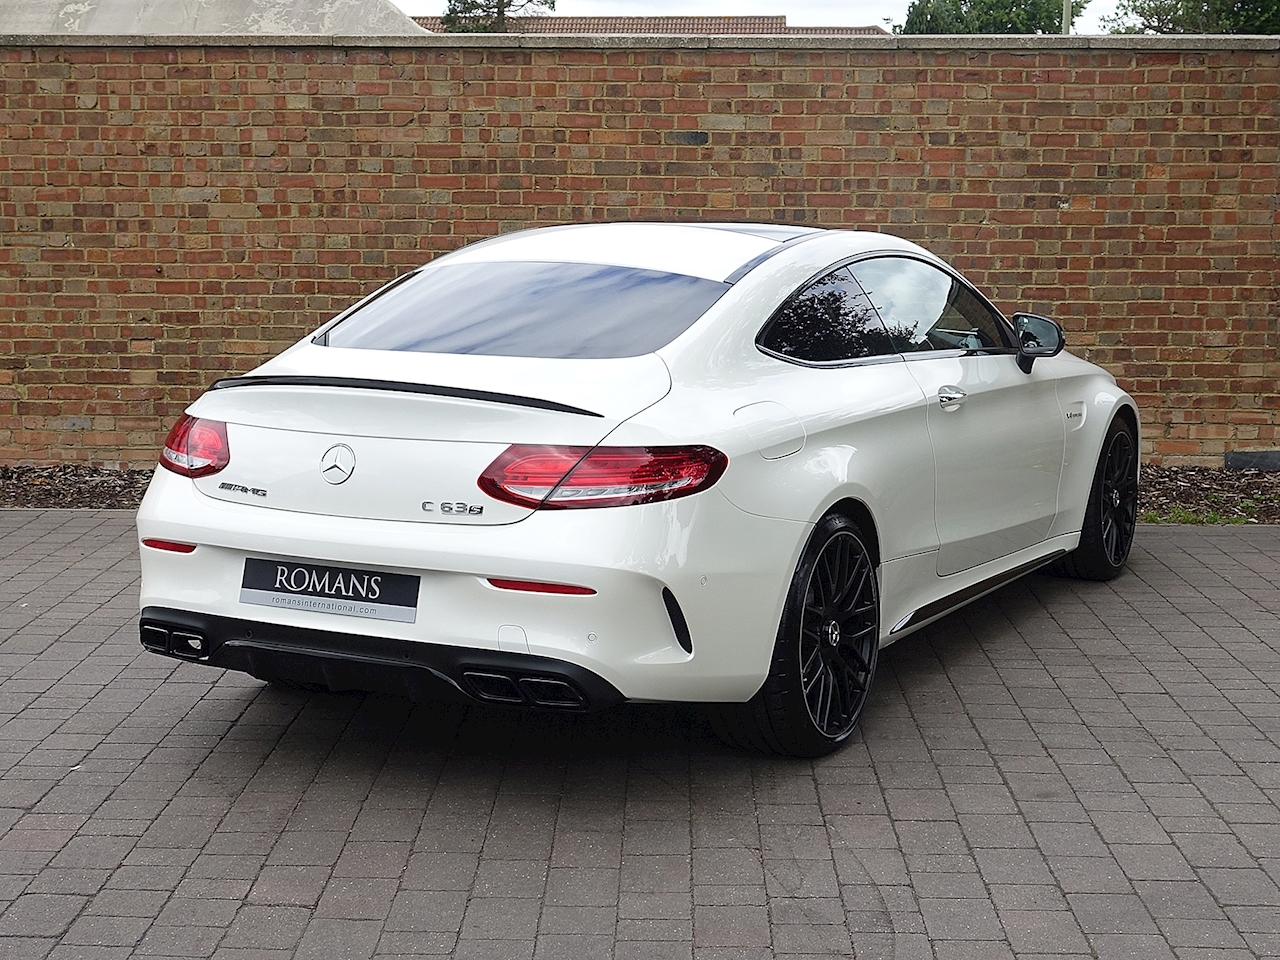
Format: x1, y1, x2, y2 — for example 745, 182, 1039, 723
137, 222, 1138, 703
437, 221, 779, 281
139, 471, 804, 701
904, 352, 1064, 576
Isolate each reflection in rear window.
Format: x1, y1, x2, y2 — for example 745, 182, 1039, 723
323, 261, 731, 359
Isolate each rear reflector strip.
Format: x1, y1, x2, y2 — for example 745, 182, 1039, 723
142, 539, 197, 553
487, 578, 596, 596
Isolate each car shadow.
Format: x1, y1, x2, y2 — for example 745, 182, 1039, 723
214, 569, 1090, 779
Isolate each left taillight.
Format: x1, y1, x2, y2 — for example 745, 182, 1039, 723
479, 444, 728, 510
159, 414, 230, 478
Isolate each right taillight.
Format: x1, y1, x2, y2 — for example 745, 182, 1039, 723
160, 415, 230, 478
479, 444, 728, 510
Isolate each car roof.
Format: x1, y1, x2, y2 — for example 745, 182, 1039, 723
433, 221, 895, 283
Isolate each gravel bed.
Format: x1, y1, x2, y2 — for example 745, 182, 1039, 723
2, 462, 1278, 522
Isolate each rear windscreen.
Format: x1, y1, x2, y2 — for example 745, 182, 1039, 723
323, 261, 731, 359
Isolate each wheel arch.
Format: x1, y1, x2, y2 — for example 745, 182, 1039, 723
1049, 400, 1140, 580
1113, 401, 1140, 451
823, 497, 881, 569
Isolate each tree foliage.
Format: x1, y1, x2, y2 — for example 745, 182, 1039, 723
1223, 0, 1280, 31
1104, 0, 1280, 32
898, 0, 1089, 33
441, 0, 554, 33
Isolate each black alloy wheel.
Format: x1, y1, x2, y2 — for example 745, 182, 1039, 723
1049, 415, 1139, 582
708, 514, 880, 757
797, 530, 878, 740
1099, 427, 1139, 568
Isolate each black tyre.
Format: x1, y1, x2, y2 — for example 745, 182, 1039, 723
709, 515, 879, 757
1051, 416, 1139, 581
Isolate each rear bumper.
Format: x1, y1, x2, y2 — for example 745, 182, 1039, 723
142, 606, 626, 711
137, 467, 810, 702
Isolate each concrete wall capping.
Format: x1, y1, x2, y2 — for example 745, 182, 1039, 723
1, 32, 1277, 50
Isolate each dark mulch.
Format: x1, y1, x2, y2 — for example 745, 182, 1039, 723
0, 464, 155, 509
1138, 464, 1280, 524
1, 462, 1278, 523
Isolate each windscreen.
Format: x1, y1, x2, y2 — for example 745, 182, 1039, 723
323, 261, 731, 359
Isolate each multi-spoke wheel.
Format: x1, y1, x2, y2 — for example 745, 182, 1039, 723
1051, 416, 1139, 581
1099, 426, 1138, 567
797, 530, 878, 740
708, 514, 879, 757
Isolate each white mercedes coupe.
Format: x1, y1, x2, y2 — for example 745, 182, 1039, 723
137, 222, 1140, 756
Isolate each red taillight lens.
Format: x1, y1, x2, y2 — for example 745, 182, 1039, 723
142, 538, 197, 553
479, 444, 728, 510
160, 415, 230, 478
477, 445, 591, 509
487, 578, 596, 595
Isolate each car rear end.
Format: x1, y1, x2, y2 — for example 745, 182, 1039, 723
136, 224, 814, 709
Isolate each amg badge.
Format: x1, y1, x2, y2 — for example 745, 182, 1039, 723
218, 482, 267, 497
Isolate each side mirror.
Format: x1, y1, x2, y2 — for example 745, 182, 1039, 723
1012, 312, 1064, 374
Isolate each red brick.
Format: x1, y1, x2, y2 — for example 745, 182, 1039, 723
0, 41, 1275, 467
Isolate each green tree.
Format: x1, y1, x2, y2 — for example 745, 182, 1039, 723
900, 0, 965, 31
1220, 0, 1280, 31
1105, 0, 1280, 31
1104, 0, 1219, 30
899, 0, 1089, 33
440, 0, 554, 33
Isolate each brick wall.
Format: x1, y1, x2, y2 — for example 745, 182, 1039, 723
0, 35, 1276, 467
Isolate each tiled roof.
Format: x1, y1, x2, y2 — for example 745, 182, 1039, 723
7, 0, 428, 35
412, 15, 889, 35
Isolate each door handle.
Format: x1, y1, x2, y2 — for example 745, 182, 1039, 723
938, 386, 967, 408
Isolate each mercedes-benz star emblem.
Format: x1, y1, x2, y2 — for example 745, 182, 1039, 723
319, 444, 356, 485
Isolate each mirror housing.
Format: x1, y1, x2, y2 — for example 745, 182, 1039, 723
1012, 312, 1065, 374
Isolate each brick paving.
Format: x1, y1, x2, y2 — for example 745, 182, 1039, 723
0, 509, 1278, 959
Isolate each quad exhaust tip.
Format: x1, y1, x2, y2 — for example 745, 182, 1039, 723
462, 670, 587, 709
141, 624, 208, 659
141, 617, 604, 711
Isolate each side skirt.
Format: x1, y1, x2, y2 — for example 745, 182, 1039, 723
889, 549, 1067, 636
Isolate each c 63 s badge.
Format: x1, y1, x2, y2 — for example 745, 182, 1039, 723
422, 500, 484, 516
219, 482, 267, 498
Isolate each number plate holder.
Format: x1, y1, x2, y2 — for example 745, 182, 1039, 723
240, 558, 419, 623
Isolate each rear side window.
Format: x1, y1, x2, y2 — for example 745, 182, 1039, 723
323, 261, 730, 359
757, 267, 897, 364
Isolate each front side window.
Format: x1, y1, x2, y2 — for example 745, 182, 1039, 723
757, 267, 897, 364
324, 261, 730, 359
849, 257, 1009, 354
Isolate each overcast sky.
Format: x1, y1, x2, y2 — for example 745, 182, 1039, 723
390, 0, 1120, 36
